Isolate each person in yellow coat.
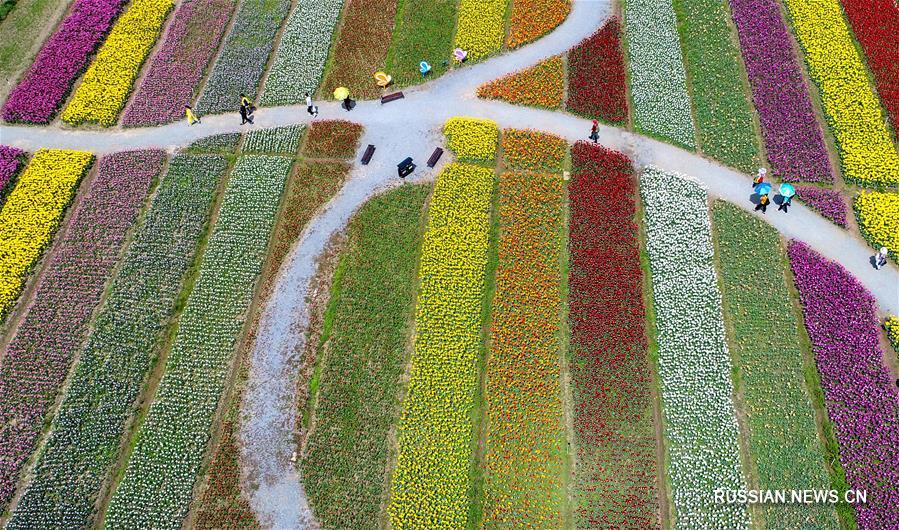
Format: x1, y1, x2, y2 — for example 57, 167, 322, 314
185, 105, 199, 125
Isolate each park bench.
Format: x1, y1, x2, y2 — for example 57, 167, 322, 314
426, 147, 443, 168
361, 144, 375, 165
381, 91, 404, 104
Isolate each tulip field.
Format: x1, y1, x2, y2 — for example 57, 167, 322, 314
2, 0, 899, 526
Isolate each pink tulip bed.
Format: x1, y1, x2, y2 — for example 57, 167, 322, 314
0, 150, 162, 508
0, 146, 25, 197
794, 186, 848, 228
122, 0, 235, 126
1, 0, 128, 123
788, 241, 899, 529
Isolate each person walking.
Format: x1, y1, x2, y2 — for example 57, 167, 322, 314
778, 194, 792, 213
755, 193, 770, 213
305, 92, 318, 117
343, 96, 355, 111
874, 247, 889, 270
185, 105, 199, 125
753, 167, 766, 188
240, 103, 253, 124
589, 120, 599, 143
240, 93, 253, 110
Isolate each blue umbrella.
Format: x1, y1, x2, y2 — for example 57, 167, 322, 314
779, 183, 796, 198
754, 182, 772, 195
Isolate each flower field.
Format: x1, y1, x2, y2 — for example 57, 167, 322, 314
483, 170, 565, 527
624, 0, 695, 147
444, 117, 499, 164
303, 184, 430, 530
568, 142, 660, 528
794, 186, 848, 227
566, 20, 627, 124
0, 145, 24, 197
640, 167, 749, 529
243, 124, 305, 155
122, 0, 236, 126
886, 317, 899, 351
728, 0, 833, 182
454, 0, 507, 61
385, 0, 458, 86
672, 0, 759, 172
0, 150, 157, 509
185, 133, 243, 154
388, 162, 494, 528
105, 155, 290, 528
320, 0, 397, 100
61, 0, 174, 126
0, 149, 91, 320
1, 0, 127, 123
788, 242, 899, 529
713, 201, 839, 529
854, 192, 899, 261
501, 129, 566, 171
302, 120, 363, 159
506, 0, 570, 49
195, 0, 291, 113
782, 0, 899, 185
839, 0, 899, 133
477, 56, 564, 110
260, 0, 343, 106
7, 154, 225, 529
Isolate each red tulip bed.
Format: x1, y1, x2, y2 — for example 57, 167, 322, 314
838, 0, 899, 133
302, 120, 365, 159
566, 19, 628, 124
788, 242, 899, 529
0, 150, 161, 509
568, 142, 661, 528
482, 170, 566, 527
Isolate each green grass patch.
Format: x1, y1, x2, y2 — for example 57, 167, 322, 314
385, 0, 458, 87
0, 0, 69, 91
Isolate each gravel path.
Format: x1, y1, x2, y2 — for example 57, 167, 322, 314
0, 0, 896, 527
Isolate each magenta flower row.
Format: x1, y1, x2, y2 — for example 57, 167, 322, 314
0, 146, 24, 192
122, 0, 235, 126
1, 0, 128, 124
0, 150, 162, 507
794, 186, 848, 227
788, 241, 899, 529
728, 0, 833, 183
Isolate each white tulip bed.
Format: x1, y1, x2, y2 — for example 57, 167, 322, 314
104, 155, 291, 528
640, 167, 750, 529
624, 0, 696, 148
242, 124, 305, 154
7, 155, 227, 529
261, 0, 344, 106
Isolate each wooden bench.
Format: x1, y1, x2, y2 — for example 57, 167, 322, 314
426, 147, 443, 168
381, 91, 404, 104
361, 144, 375, 165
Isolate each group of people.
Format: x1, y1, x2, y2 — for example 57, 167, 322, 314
752, 168, 791, 214
184, 93, 258, 125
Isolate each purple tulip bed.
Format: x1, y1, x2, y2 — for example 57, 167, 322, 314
728, 0, 833, 183
794, 186, 848, 227
122, 0, 236, 126
0, 150, 162, 508
0, 145, 25, 196
1, 0, 129, 124
788, 241, 899, 530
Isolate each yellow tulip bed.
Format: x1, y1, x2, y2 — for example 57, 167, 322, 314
454, 0, 507, 61
443, 117, 499, 163
885, 316, 899, 351
483, 170, 566, 527
388, 162, 494, 528
0, 149, 92, 320
854, 192, 899, 261
781, 0, 899, 185
62, 0, 173, 126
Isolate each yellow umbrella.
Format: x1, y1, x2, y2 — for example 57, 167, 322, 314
374, 71, 392, 87
333, 87, 349, 100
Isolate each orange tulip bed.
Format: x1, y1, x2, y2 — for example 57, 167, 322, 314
483, 169, 566, 527
506, 0, 572, 49
477, 56, 565, 109
320, 0, 398, 100
302, 120, 364, 159
501, 129, 567, 171
568, 141, 661, 527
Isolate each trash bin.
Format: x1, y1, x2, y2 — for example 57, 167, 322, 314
398, 157, 415, 178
